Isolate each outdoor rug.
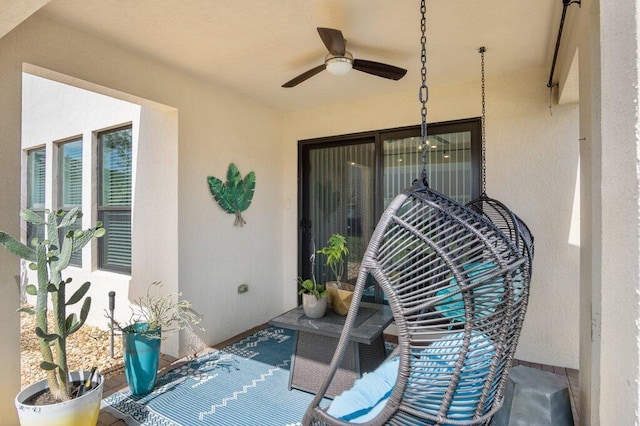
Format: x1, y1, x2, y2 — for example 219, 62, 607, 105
101, 326, 329, 425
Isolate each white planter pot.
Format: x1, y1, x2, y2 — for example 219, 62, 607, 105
302, 293, 327, 318
15, 371, 104, 426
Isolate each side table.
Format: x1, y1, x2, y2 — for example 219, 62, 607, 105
270, 302, 393, 398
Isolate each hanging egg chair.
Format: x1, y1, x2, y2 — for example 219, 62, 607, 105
302, 3, 533, 425
303, 181, 531, 425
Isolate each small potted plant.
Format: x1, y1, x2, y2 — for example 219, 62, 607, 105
107, 282, 203, 395
317, 233, 352, 315
298, 277, 327, 318
0, 208, 105, 425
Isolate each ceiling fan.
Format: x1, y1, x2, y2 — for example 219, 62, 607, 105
282, 27, 407, 88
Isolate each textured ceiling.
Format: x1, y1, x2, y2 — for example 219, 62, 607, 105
39, 0, 561, 111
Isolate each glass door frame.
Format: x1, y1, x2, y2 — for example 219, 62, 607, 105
298, 133, 379, 296
297, 118, 482, 303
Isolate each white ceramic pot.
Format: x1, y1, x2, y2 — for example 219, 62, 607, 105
302, 293, 327, 318
15, 371, 104, 426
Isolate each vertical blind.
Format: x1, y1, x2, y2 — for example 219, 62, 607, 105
383, 131, 472, 206
308, 142, 375, 285
99, 127, 132, 273
59, 139, 83, 266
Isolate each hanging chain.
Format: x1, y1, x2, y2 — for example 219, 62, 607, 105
479, 46, 487, 195
419, 0, 429, 185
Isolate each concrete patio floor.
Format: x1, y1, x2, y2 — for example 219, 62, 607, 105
97, 325, 580, 425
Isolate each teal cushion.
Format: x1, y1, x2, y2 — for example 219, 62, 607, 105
436, 262, 505, 322
327, 356, 399, 422
411, 331, 496, 421
327, 331, 497, 423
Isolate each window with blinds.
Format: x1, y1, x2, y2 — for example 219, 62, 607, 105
98, 126, 132, 273
26, 147, 46, 245
58, 139, 83, 266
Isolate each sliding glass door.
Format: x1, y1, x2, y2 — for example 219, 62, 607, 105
299, 137, 376, 300
298, 118, 481, 304
382, 120, 479, 207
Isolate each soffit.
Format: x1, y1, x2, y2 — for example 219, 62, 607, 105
39, 0, 560, 112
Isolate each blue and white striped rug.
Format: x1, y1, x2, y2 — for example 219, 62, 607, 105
101, 327, 328, 425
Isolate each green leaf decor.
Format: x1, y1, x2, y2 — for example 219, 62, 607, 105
207, 163, 256, 226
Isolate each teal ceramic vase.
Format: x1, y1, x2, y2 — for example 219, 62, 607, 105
123, 322, 161, 395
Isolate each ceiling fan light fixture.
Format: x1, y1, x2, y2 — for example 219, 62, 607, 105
325, 52, 353, 76
282, 29, 406, 87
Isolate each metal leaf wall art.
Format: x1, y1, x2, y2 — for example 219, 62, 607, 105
207, 163, 256, 227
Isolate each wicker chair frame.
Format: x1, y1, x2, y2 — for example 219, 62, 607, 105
466, 194, 534, 267
303, 183, 532, 425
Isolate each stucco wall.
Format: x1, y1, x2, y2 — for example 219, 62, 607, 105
0, 33, 23, 424
597, 0, 640, 422
1, 13, 285, 368
283, 69, 581, 368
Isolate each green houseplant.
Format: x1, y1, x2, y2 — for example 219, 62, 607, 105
317, 233, 349, 287
0, 207, 105, 424
298, 277, 327, 319
107, 281, 203, 395
317, 233, 352, 315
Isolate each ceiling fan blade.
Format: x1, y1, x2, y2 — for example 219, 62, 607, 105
352, 59, 407, 81
282, 64, 326, 88
317, 27, 346, 56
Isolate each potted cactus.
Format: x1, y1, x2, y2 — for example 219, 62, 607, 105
0, 207, 105, 425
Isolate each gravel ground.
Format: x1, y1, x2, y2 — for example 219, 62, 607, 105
20, 305, 124, 389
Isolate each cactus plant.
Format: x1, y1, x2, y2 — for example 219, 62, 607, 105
0, 207, 105, 401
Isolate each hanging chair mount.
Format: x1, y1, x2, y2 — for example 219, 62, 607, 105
479, 46, 487, 196
418, 0, 429, 187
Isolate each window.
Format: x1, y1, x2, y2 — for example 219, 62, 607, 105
98, 126, 132, 273
58, 138, 83, 266
26, 147, 46, 244
298, 118, 481, 303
